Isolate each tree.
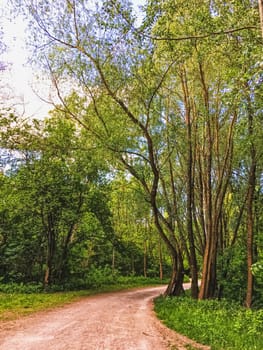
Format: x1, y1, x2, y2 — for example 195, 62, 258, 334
0, 112, 113, 287
14, 0, 185, 295
150, 0, 261, 300
15, 0, 262, 301
110, 174, 170, 277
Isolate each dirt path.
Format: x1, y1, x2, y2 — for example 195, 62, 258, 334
0, 286, 210, 350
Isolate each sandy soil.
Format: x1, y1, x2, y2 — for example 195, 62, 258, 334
0, 286, 210, 350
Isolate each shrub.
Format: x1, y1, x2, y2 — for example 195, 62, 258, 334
0, 282, 43, 294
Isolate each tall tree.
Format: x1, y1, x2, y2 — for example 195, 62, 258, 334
15, 0, 262, 299
14, 0, 186, 295
150, 0, 261, 300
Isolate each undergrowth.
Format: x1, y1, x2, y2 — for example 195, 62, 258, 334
0, 291, 88, 320
154, 295, 263, 350
0, 276, 166, 321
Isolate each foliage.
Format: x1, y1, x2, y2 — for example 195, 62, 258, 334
109, 174, 171, 278
0, 282, 43, 294
252, 261, 263, 308
252, 261, 263, 283
0, 115, 116, 286
154, 295, 263, 350
217, 244, 247, 303
0, 113, 167, 289
5, 0, 263, 305
0, 277, 166, 321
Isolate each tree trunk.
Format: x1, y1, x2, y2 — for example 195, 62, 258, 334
198, 131, 218, 300
143, 240, 147, 278
259, 0, 263, 37
245, 94, 257, 308
131, 254, 135, 275
112, 247, 115, 273
159, 238, 163, 280
199, 231, 217, 299
164, 253, 184, 296
197, 60, 218, 299
44, 213, 56, 288
58, 222, 78, 282
181, 67, 199, 299
245, 162, 256, 308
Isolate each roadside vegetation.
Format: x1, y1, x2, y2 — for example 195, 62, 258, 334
0, 1, 262, 348
0, 275, 166, 321
154, 295, 263, 350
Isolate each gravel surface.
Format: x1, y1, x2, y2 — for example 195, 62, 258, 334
0, 286, 210, 350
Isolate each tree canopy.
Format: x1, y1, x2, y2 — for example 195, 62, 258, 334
1, 0, 263, 306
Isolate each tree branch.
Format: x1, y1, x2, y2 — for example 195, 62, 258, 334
148, 26, 259, 41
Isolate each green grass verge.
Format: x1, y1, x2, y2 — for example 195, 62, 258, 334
0, 277, 167, 321
0, 291, 87, 321
154, 295, 263, 350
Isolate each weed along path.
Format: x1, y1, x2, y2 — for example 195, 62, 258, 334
0, 286, 209, 350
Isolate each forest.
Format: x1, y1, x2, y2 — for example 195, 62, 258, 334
0, 0, 262, 312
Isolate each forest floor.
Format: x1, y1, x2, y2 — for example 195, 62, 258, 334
0, 285, 210, 350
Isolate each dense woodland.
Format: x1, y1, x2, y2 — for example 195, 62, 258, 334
0, 0, 262, 308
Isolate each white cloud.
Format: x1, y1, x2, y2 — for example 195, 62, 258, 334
0, 1, 51, 119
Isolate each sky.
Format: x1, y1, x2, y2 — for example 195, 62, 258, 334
0, 0, 52, 119
0, 0, 146, 120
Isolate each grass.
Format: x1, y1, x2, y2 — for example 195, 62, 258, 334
0, 291, 88, 321
154, 295, 263, 350
0, 277, 167, 321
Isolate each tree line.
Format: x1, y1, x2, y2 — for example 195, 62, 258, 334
0, 113, 169, 289
1, 0, 262, 307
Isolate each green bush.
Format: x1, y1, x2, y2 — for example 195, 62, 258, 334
117, 275, 168, 286
217, 245, 247, 303
0, 282, 43, 294
85, 266, 119, 288
252, 261, 263, 308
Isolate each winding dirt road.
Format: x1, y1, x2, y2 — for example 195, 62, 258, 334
0, 286, 209, 350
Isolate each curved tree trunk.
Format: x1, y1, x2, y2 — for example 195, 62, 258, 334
164, 253, 184, 296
